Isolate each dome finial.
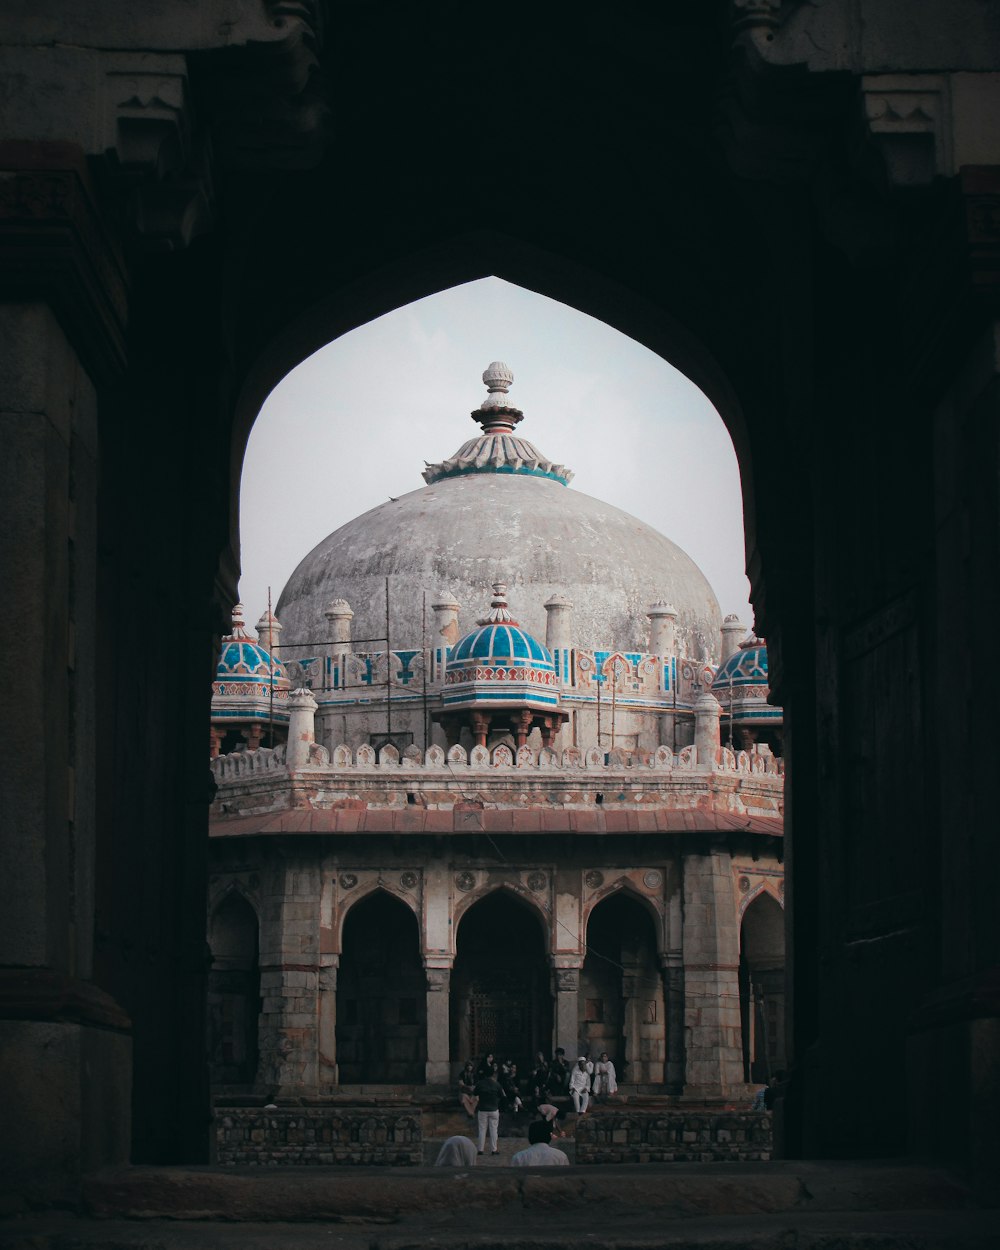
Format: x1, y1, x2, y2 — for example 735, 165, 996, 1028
477, 580, 516, 626
481, 361, 514, 408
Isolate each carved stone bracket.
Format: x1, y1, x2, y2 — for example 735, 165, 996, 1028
862, 75, 953, 187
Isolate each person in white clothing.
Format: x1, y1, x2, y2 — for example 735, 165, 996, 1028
591, 1051, 617, 1099
511, 1120, 569, 1166
569, 1056, 591, 1113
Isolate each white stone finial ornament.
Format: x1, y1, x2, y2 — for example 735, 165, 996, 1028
481, 361, 514, 409
478, 581, 515, 625
228, 603, 253, 639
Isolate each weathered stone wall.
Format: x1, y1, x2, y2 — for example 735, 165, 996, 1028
575, 1111, 771, 1164
215, 1108, 421, 1166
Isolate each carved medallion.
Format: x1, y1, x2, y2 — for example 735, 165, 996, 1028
455, 870, 476, 892
642, 869, 663, 890
527, 870, 547, 892
339, 872, 358, 890
739, 875, 750, 894
400, 871, 418, 890
585, 870, 604, 890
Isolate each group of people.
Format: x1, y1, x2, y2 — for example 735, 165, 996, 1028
458, 1047, 618, 1141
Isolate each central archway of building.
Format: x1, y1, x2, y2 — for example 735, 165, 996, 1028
452, 890, 551, 1071
582, 892, 664, 1087
336, 890, 426, 1084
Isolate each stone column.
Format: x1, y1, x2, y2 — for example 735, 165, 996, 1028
693, 691, 722, 765
257, 856, 321, 1097
317, 954, 339, 1089
681, 848, 745, 1100
425, 961, 453, 1084
662, 888, 685, 1092
551, 962, 582, 1057
286, 687, 318, 767
0, 301, 131, 1201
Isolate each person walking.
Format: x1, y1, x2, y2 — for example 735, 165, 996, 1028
473, 1066, 502, 1155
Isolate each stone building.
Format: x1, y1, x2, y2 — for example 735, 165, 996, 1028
207, 366, 786, 1103
2, 0, 998, 1209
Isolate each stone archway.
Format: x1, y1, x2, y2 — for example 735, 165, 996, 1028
451, 890, 551, 1070
739, 891, 786, 1085
336, 890, 426, 1085
582, 892, 664, 1086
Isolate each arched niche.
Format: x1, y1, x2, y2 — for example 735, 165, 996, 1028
739, 890, 786, 1084
582, 891, 664, 1086
336, 889, 425, 1084
451, 888, 551, 1071
207, 890, 260, 1088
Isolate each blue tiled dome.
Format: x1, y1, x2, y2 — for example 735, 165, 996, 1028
449, 622, 555, 671
711, 640, 768, 692
212, 605, 290, 712
443, 584, 561, 711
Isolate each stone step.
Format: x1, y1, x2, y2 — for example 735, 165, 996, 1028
79, 1160, 978, 1225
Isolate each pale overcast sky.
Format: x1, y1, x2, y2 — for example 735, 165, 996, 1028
238, 278, 753, 639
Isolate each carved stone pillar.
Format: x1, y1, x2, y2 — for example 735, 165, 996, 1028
317, 954, 339, 1089
681, 849, 745, 1100
551, 963, 582, 1057
425, 962, 453, 1084
660, 950, 685, 1094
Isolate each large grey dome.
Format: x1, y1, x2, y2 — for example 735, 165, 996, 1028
275, 365, 721, 658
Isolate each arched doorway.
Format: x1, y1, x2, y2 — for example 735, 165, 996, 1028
452, 891, 551, 1069
207, 892, 259, 1088
336, 891, 426, 1084
582, 892, 664, 1086
739, 891, 785, 1084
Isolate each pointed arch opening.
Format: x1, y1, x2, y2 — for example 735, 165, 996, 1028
739, 890, 786, 1084
582, 892, 664, 1087
451, 889, 551, 1071
336, 890, 426, 1084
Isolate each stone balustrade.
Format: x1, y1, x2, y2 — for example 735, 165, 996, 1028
211, 740, 783, 781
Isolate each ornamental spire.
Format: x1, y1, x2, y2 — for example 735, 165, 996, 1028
421, 362, 574, 486
477, 581, 518, 626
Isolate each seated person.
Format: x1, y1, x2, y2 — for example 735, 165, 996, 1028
569, 1056, 591, 1114
591, 1051, 617, 1099
511, 1119, 569, 1166
547, 1047, 570, 1095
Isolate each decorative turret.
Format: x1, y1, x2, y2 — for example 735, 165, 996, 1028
647, 601, 678, 658
431, 594, 460, 647
256, 607, 282, 660
210, 603, 290, 756
324, 598, 354, 656
720, 613, 745, 664
436, 582, 568, 749
693, 691, 722, 765
422, 362, 573, 486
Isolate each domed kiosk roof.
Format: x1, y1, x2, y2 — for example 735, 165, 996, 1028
275, 365, 722, 656
444, 583, 560, 712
